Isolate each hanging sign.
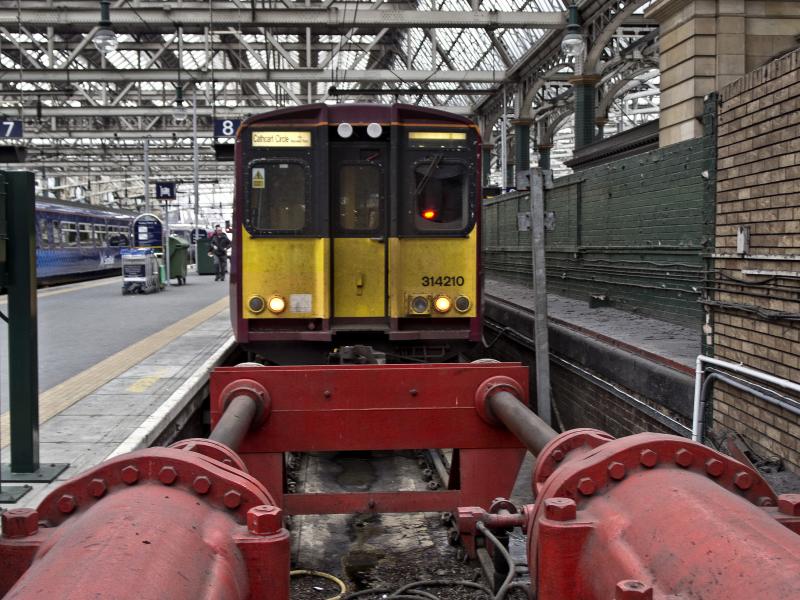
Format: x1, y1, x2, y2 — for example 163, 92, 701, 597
214, 119, 241, 138
155, 182, 177, 200
0, 120, 23, 138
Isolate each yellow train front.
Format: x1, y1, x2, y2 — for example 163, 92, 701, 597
231, 103, 482, 358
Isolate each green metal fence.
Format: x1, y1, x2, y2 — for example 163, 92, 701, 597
483, 131, 715, 329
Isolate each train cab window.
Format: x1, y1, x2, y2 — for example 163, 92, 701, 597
249, 162, 307, 232
337, 164, 381, 232
413, 159, 468, 231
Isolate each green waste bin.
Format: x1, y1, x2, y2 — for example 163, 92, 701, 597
167, 235, 190, 285
196, 238, 216, 276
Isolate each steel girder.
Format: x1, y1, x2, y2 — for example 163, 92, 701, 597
3, 68, 506, 83
0, 6, 565, 31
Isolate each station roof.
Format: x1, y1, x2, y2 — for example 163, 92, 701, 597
0, 0, 660, 211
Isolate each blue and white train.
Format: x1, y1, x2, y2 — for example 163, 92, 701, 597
35, 198, 135, 283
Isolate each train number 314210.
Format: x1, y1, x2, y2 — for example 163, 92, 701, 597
421, 275, 465, 287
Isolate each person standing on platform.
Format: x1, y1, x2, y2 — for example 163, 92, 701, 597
209, 224, 231, 282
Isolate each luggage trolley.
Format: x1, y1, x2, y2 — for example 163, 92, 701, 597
121, 248, 162, 294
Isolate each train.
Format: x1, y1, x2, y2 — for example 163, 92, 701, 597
231, 103, 482, 360
34, 198, 135, 284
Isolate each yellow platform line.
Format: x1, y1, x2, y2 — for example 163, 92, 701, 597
0, 296, 229, 449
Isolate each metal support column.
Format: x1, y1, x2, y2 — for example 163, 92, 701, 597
594, 115, 609, 141
481, 143, 494, 189
529, 168, 551, 425
192, 90, 200, 269
500, 101, 508, 189
6, 171, 39, 473
164, 200, 171, 285
143, 138, 150, 213
571, 75, 600, 150
512, 118, 532, 181
0, 171, 68, 490
536, 144, 552, 171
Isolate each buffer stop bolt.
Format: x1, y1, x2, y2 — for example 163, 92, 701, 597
544, 497, 576, 521
615, 579, 653, 599
778, 494, 800, 516
2, 508, 39, 538
247, 505, 283, 535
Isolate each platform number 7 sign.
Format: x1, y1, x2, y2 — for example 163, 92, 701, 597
1, 120, 23, 138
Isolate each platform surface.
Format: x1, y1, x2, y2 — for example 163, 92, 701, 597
486, 277, 700, 370
0, 272, 233, 508
0, 273, 228, 412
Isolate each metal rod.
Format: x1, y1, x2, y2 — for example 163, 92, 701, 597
692, 354, 800, 441
487, 390, 557, 456
143, 138, 150, 213
501, 88, 507, 189
164, 198, 170, 285
192, 89, 199, 269
530, 168, 552, 426
208, 395, 258, 452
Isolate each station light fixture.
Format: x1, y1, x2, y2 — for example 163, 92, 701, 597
93, 0, 119, 56
560, 3, 585, 72
173, 87, 189, 125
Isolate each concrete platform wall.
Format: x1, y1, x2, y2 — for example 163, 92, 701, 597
484, 298, 693, 440
712, 47, 800, 472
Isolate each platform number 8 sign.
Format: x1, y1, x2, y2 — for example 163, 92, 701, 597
214, 119, 241, 138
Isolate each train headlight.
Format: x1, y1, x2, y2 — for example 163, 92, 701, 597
433, 295, 452, 313
267, 295, 286, 314
455, 295, 471, 313
409, 295, 430, 315
248, 295, 266, 314
337, 123, 353, 139
367, 123, 383, 138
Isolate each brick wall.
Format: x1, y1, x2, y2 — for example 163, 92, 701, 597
483, 109, 715, 328
551, 363, 679, 439
713, 47, 800, 472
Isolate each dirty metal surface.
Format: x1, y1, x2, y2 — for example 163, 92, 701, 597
287, 450, 527, 599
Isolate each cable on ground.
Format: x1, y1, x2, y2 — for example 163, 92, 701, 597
290, 569, 348, 600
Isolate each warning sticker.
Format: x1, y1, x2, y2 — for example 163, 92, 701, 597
252, 167, 265, 189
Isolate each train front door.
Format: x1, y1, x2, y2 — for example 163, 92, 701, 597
330, 142, 388, 326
